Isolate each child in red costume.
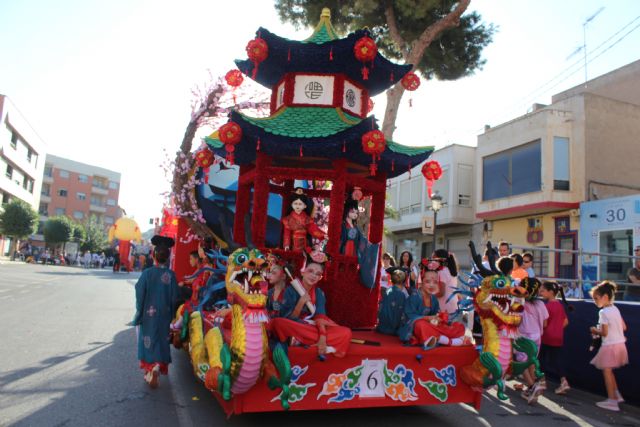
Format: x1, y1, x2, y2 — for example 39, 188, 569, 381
282, 190, 326, 251
271, 250, 351, 357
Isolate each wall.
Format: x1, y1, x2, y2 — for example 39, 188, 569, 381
583, 94, 640, 200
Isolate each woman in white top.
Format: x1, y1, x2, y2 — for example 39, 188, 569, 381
379, 252, 396, 291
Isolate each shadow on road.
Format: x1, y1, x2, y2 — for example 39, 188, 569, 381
6, 329, 179, 427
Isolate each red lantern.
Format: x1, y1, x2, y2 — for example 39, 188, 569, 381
354, 36, 377, 80
218, 122, 243, 164
195, 149, 214, 168
367, 98, 374, 113
225, 69, 244, 87
246, 37, 269, 79
421, 160, 443, 198
361, 130, 386, 176
401, 72, 421, 91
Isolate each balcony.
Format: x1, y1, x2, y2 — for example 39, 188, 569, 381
40, 193, 51, 203
43, 175, 53, 183
90, 204, 107, 213
91, 185, 108, 195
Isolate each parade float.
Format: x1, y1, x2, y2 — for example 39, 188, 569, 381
165, 9, 540, 416
108, 217, 142, 272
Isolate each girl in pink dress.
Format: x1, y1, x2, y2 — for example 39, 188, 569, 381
589, 281, 628, 412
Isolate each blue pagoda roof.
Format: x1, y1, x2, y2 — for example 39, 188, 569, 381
204, 109, 433, 178
235, 27, 412, 97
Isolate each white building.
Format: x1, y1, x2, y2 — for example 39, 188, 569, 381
385, 144, 478, 269
0, 95, 47, 256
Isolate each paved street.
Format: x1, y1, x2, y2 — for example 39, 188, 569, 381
1, 262, 639, 427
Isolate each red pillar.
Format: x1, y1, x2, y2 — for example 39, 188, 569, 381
251, 153, 271, 247
368, 173, 387, 244
173, 218, 199, 281
326, 159, 347, 256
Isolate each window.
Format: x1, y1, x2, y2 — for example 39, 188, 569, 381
410, 178, 422, 213
553, 136, 570, 190
1, 191, 10, 204
10, 132, 18, 149
107, 198, 116, 206
26, 179, 34, 193
91, 195, 104, 206
38, 203, 49, 216
599, 228, 633, 282
41, 184, 50, 196
55, 208, 65, 216
44, 165, 53, 177
78, 174, 89, 183
58, 189, 68, 197
482, 140, 541, 201
27, 149, 33, 162
530, 247, 549, 278
398, 178, 424, 215
5, 164, 12, 179
104, 216, 115, 224
77, 192, 86, 201
457, 164, 472, 206
387, 184, 398, 211
399, 180, 411, 215
59, 170, 69, 178
432, 167, 449, 203
108, 181, 118, 190
73, 211, 84, 219
37, 220, 45, 234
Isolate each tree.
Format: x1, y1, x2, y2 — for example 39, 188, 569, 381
43, 216, 73, 251
80, 215, 108, 253
0, 199, 38, 258
72, 221, 87, 244
274, 0, 495, 139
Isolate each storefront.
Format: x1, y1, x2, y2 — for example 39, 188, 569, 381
579, 195, 640, 284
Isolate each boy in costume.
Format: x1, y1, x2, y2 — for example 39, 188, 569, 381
376, 266, 409, 335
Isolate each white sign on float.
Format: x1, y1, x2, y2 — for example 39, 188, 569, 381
358, 359, 386, 398
293, 75, 335, 106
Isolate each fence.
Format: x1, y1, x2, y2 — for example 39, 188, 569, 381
510, 244, 638, 299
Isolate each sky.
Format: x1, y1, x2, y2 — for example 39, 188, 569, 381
1, 0, 639, 231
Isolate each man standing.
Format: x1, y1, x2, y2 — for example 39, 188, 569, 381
624, 246, 640, 302
498, 241, 511, 257
523, 252, 535, 278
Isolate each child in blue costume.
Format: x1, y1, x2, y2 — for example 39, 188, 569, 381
133, 235, 179, 388
376, 267, 409, 335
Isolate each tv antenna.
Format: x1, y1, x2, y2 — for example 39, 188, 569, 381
582, 6, 605, 82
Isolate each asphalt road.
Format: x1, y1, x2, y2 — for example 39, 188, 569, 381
1, 261, 639, 427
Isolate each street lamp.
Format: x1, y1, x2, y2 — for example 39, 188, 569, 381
429, 191, 444, 249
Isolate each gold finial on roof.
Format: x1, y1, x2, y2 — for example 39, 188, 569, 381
321, 8, 331, 19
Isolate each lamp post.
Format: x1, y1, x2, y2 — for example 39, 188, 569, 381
430, 191, 444, 249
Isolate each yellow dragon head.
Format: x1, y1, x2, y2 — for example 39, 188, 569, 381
475, 275, 527, 334
225, 248, 268, 309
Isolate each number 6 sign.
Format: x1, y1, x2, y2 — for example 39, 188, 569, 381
359, 359, 385, 398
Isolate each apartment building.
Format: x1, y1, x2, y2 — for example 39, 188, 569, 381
476, 59, 640, 279
0, 95, 47, 256
385, 144, 477, 269
36, 154, 122, 246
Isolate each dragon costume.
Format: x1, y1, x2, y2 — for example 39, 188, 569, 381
455, 242, 543, 400
178, 248, 292, 409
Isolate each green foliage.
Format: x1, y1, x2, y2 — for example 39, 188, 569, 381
43, 216, 73, 247
274, 0, 495, 80
0, 199, 38, 238
79, 215, 108, 252
72, 222, 86, 243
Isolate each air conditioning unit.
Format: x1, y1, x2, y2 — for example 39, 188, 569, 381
569, 209, 580, 217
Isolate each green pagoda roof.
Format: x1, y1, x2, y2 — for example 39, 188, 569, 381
303, 8, 339, 44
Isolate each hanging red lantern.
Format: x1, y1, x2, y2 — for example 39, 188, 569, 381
421, 160, 443, 198
354, 36, 377, 80
225, 69, 244, 87
195, 149, 214, 168
361, 130, 386, 176
218, 122, 243, 164
367, 98, 374, 113
401, 72, 421, 91
246, 37, 269, 79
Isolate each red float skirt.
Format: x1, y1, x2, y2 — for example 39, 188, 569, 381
410, 319, 465, 345
139, 360, 169, 375
271, 316, 352, 357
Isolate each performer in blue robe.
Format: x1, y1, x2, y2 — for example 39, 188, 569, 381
133, 235, 179, 388
397, 286, 439, 343
376, 267, 409, 335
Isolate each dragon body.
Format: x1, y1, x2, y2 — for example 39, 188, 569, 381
458, 243, 543, 400
180, 248, 291, 409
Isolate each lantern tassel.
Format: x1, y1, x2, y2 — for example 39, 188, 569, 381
391, 159, 395, 171
287, 48, 291, 62
361, 66, 369, 80
342, 141, 346, 153
256, 137, 261, 151
299, 145, 303, 157
427, 179, 434, 198
329, 47, 333, 61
